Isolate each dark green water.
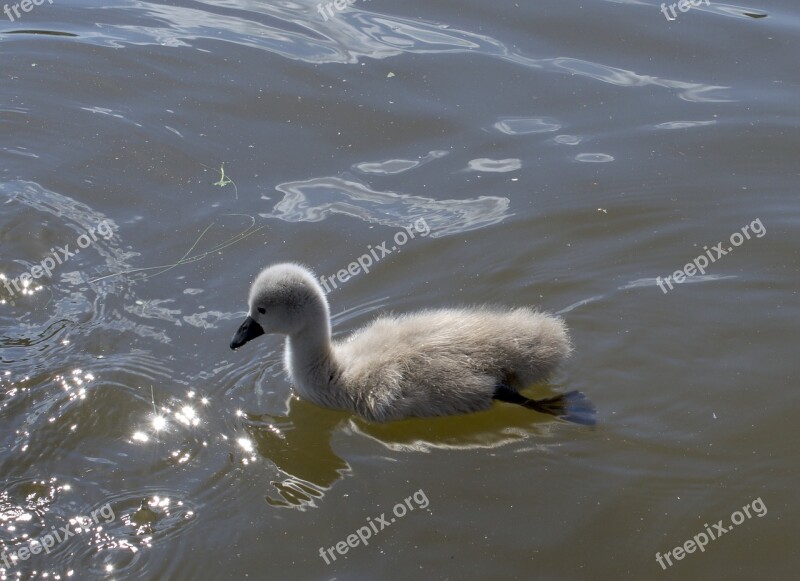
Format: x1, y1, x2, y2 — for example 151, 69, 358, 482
1, 1, 797, 579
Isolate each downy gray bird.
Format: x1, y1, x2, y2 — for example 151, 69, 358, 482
230, 263, 595, 425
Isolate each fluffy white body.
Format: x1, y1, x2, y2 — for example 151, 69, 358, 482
230, 263, 592, 424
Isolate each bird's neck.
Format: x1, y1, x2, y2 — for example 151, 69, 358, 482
284, 318, 340, 402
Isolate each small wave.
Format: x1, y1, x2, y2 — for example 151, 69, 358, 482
261, 176, 511, 238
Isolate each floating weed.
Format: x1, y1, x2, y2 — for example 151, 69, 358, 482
209, 163, 238, 200
88, 214, 264, 283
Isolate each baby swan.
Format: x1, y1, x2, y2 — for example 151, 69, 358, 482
230, 263, 595, 425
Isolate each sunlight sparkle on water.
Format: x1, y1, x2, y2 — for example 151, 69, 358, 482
152, 415, 167, 431
175, 405, 200, 426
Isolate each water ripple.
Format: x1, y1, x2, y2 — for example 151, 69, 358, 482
261, 176, 511, 237
466, 158, 522, 173
655, 120, 717, 129
0, 180, 164, 344
353, 150, 448, 175
494, 117, 562, 135
575, 153, 615, 163
49, 1, 730, 102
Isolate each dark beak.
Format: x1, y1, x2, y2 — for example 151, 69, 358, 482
230, 316, 265, 350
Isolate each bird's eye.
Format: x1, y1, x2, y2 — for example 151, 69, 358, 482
257, 307, 266, 314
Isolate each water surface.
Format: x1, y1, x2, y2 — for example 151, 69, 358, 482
1, 0, 798, 579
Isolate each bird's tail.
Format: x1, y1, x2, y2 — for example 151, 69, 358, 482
523, 390, 597, 426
